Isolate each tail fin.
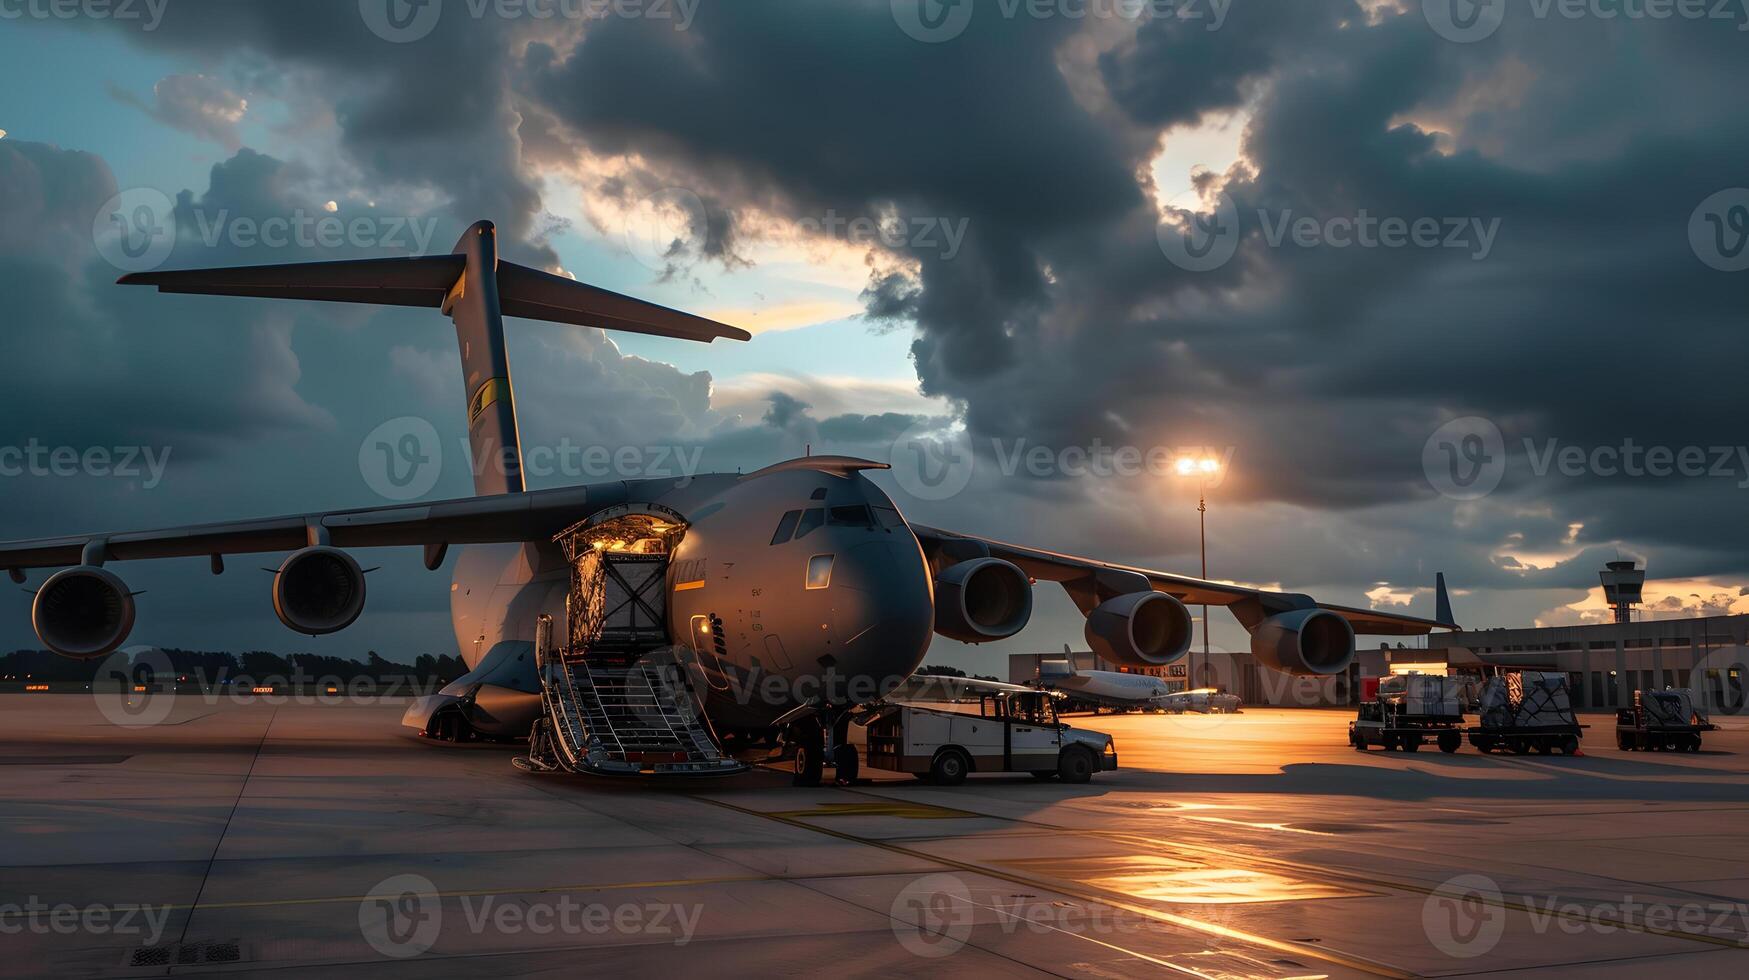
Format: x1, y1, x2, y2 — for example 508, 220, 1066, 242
1435, 572, 1456, 627
120, 220, 749, 496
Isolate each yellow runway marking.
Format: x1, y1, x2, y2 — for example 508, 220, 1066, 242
766, 801, 982, 821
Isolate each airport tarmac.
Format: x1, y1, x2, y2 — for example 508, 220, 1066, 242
2, 695, 1747, 978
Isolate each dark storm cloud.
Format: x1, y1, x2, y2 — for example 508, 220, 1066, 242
6, 1, 1748, 661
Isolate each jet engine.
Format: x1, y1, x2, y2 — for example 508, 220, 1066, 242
273, 546, 367, 635
1084, 591, 1193, 669
32, 566, 137, 659
934, 557, 1032, 642
1249, 608, 1355, 676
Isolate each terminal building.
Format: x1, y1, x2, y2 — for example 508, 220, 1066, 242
1009, 562, 1749, 715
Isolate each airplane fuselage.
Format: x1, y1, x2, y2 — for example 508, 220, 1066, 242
447, 465, 935, 733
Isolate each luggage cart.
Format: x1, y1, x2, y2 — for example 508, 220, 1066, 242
1349, 674, 1466, 753
1467, 671, 1584, 756
1616, 689, 1716, 753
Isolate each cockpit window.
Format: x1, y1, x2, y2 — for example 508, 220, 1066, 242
805, 554, 835, 590
828, 505, 874, 527
771, 510, 802, 546
872, 505, 906, 529
794, 508, 825, 540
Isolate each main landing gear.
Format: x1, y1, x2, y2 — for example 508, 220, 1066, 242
788, 709, 858, 787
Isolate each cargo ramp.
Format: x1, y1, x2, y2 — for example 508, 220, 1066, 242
515, 511, 745, 777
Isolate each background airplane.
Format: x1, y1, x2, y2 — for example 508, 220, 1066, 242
0, 220, 1455, 783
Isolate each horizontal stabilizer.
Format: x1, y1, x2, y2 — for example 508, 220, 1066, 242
120, 255, 749, 344
119, 255, 467, 308
495, 261, 749, 343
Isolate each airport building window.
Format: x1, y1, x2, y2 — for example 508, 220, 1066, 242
795, 508, 825, 539
805, 554, 834, 590
771, 510, 802, 545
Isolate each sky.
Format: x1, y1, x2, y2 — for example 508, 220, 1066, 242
1, 0, 1747, 675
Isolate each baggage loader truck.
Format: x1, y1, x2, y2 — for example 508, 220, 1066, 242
845, 689, 1118, 785
1349, 674, 1466, 753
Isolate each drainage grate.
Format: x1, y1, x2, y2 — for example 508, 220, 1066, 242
130, 942, 242, 967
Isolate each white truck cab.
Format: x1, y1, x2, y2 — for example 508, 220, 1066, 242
848, 689, 1118, 784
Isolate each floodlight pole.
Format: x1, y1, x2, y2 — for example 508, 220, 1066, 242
1198, 485, 1208, 690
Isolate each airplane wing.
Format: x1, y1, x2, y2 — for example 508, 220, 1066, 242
910, 525, 1456, 635
0, 483, 627, 574
887, 673, 1043, 703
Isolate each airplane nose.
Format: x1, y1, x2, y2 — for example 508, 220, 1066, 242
829, 539, 934, 699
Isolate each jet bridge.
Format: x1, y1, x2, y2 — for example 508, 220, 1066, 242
515, 507, 745, 777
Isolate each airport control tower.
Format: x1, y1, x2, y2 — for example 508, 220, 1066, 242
1599, 560, 1646, 624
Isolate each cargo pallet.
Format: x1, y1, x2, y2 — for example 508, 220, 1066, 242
1467, 724, 1582, 756
1469, 671, 1584, 756
1615, 690, 1715, 753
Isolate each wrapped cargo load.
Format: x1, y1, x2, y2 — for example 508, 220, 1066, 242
1478, 676, 1513, 729
1640, 690, 1693, 727
1513, 672, 1576, 729
1403, 675, 1462, 717
1469, 672, 1583, 755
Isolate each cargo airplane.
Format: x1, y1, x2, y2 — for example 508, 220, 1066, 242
0, 220, 1455, 782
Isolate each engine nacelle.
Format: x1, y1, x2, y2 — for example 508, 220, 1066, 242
934, 558, 1032, 642
273, 546, 367, 635
1084, 591, 1193, 669
32, 566, 137, 660
1249, 608, 1355, 676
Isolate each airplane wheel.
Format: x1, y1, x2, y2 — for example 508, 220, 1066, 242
832, 744, 859, 786
791, 722, 824, 787
1057, 747, 1095, 784
930, 749, 970, 786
